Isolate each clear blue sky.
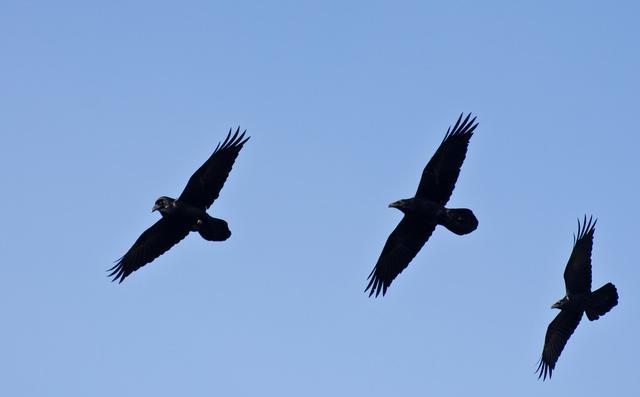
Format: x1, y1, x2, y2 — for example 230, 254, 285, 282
1, 1, 639, 396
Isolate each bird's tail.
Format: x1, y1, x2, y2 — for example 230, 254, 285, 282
586, 282, 618, 321
441, 208, 478, 235
197, 216, 232, 241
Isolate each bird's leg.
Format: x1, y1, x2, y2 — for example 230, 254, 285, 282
188, 219, 204, 232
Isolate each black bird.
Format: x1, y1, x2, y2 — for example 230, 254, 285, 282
536, 216, 618, 380
109, 128, 250, 283
365, 113, 479, 297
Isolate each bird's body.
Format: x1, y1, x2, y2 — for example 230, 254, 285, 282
536, 216, 618, 380
553, 293, 589, 312
392, 198, 443, 221
388, 198, 477, 235
365, 113, 479, 297
153, 196, 231, 241
109, 128, 249, 283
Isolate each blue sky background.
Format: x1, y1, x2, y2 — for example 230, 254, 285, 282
2, 1, 639, 396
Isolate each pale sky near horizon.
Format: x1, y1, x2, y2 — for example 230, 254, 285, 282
2, 1, 639, 396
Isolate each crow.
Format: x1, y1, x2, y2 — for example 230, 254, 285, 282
365, 113, 479, 297
109, 127, 250, 283
536, 215, 618, 380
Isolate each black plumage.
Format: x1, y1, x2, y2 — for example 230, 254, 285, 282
536, 216, 619, 380
365, 113, 479, 297
109, 128, 250, 283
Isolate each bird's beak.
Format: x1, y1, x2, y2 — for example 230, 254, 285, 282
152, 204, 160, 213
551, 299, 564, 309
389, 201, 401, 209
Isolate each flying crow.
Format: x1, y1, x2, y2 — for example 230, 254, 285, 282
536, 215, 618, 380
109, 127, 250, 283
365, 113, 479, 297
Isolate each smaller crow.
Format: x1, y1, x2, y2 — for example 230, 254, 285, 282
109, 127, 250, 283
365, 113, 479, 297
536, 215, 618, 380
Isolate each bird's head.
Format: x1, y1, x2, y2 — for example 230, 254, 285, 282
551, 296, 569, 309
389, 198, 414, 213
152, 196, 175, 215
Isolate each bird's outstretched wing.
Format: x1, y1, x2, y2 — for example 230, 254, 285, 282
109, 217, 191, 283
365, 216, 436, 297
564, 215, 596, 295
415, 113, 477, 205
536, 309, 583, 380
178, 127, 250, 210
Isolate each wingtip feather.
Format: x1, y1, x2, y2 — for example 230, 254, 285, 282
446, 112, 478, 138
575, 214, 597, 242
364, 268, 387, 298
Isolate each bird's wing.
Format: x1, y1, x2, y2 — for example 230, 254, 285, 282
178, 127, 250, 210
365, 215, 436, 297
564, 215, 596, 295
415, 113, 477, 205
536, 309, 583, 380
108, 217, 191, 283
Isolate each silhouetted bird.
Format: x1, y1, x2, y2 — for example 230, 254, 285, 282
365, 113, 479, 297
536, 216, 618, 380
109, 128, 250, 283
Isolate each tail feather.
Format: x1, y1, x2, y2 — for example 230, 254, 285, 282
586, 282, 618, 321
197, 216, 231, 241
441, 208, 478, 235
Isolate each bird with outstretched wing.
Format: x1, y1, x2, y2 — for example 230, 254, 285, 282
536, 216, 618, 380
366, 113, 479, 297
109, 128, 249, 283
